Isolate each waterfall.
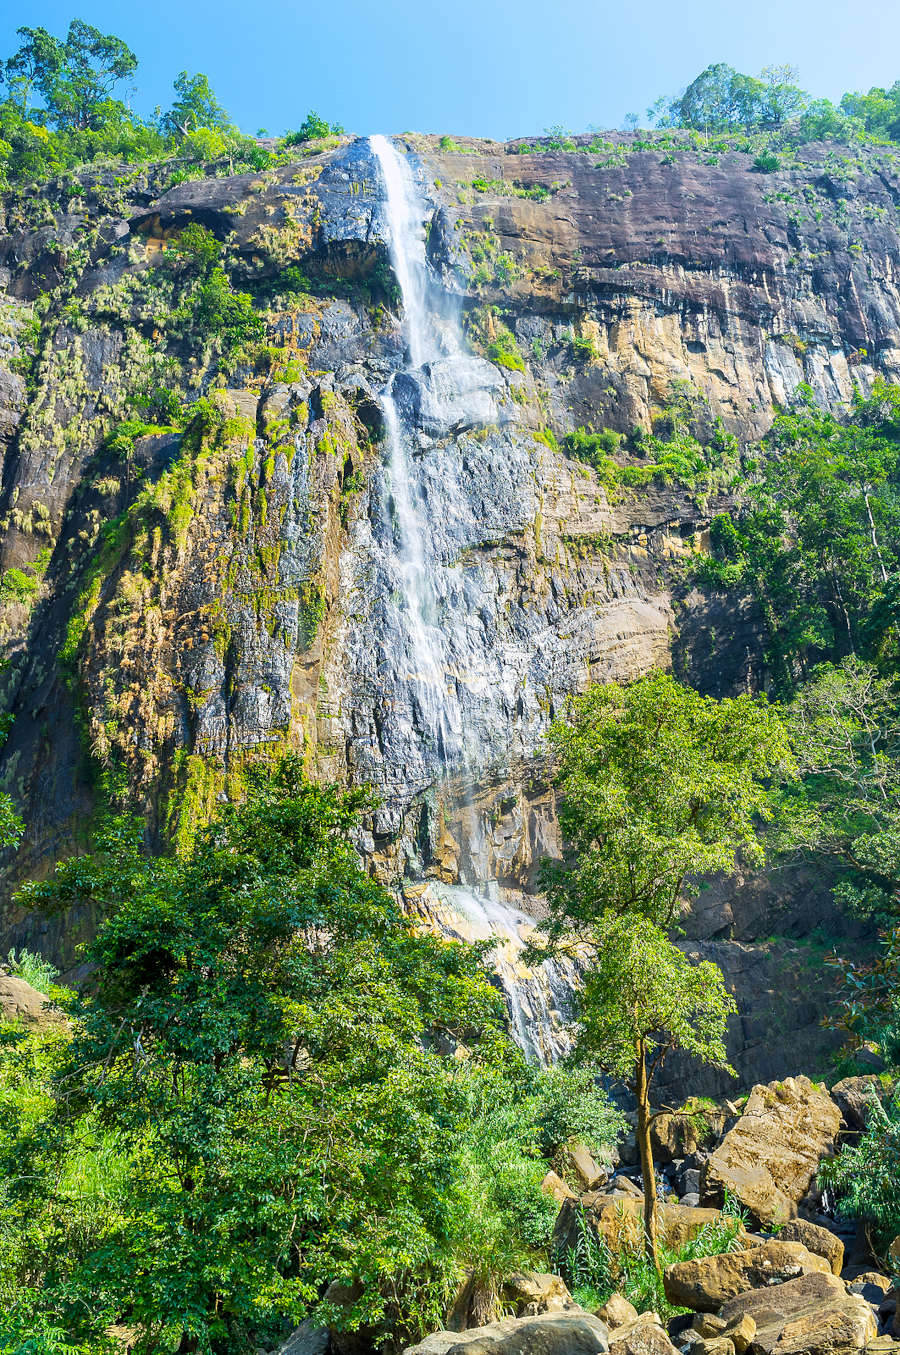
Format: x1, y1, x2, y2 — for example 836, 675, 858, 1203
369, 135, 574, 1063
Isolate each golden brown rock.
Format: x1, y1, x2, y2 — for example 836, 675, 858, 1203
702, 1077, 842, 1226
596, 1296, 639, 1330
776, 1219, 844, 1274
717, 1271, 877, 1355
663, 1242, 830, 1313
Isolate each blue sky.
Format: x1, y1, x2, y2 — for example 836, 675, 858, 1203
3, 0, 900, 140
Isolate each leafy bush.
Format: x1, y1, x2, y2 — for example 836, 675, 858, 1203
486, 325, 525, 372
753, 149, 781, 172
558, 1197, 747, 1318
6, 948, 58, 994
819, 1095, 900, 1254
283, 112, 344, 145
182, 267, 263, 353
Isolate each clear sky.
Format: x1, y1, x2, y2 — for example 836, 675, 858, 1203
3, 0, 900, 141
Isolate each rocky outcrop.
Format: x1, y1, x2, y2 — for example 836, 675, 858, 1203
776, 1220, 844, 1275
553, 1194, 744, 1261
0, 971, 58, 1026
0, 131, 892, 1087
716, 1271, 878, 1355
608, 1314, 678, 1355
663, 1241, 831, 1312
701, 1077, 842, 1225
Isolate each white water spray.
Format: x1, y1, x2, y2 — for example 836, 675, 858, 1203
369, 134, 572, 1062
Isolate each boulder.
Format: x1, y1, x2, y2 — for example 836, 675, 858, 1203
651, 1106, 727, 1165
609, 1314, 678, 1355
597, 1296, 639, 1330
278, 1322, 331, 1355
553, 1195, 747, 1262
701, 1076, 842, 1226
776, 1219, 844, 1274
692, 1317, 728, 1338
541, 1171, 576, 1205
696, 1341, 734, 1355
0, 972, 58, 1027
829, 1076, 884, 1134
499, 1273, 575, 1318
846, 1273, 892, 1306
663, 1241, 830, 1312
721, 1315, 756, 1354
717, 1271, 877, 1355
562, 1144, 608, 1191
403, 1312, 609, 1355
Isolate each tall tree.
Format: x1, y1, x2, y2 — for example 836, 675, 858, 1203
532, 674, 792, 1270
575, 914, 736, 1271
163, 70, 231, 138
6, 761, 507, 1351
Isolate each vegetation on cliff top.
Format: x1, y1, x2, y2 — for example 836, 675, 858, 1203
0, 19, 343, 190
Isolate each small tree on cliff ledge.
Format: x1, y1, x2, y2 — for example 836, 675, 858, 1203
533, 672, 793, 1271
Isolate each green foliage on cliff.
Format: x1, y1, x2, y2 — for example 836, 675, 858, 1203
649, 60, 900, 147
0, 20, 343, 190
696, 381, 900, 689
0, 762, 622, 1353
819, 1094, 900, 1253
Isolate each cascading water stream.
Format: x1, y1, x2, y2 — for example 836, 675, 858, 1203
369, 134, 575, 1062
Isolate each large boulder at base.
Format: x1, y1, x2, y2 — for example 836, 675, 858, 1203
277, 1322, 331, 1355
541, 1171, 576, 1205
561, 1143, 609, 1191
663, 1241, 830, 1313
609, 1314, 679, 1355
776, 1219, 844, 1274
553, 1194, 747, 1261
0, 973, 58, 1027
403, 1312, 609, 1355
717, 1271, 877, 1355
701, 1077, 842, 1226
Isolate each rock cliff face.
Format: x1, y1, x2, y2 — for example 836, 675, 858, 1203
0, 130, 893, 1084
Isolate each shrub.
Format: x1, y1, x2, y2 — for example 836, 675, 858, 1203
283, 112, 344, 145
6, 948, 58, 995
486, 325, 525, 372
753, 149, 780, 172
819, 1095, 900, 1254
558, 1197, 747, 1318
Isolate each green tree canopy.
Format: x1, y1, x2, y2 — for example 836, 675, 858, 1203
538, 672, 793, 941
4, 762, 510, 1351
699, 382, 900, 688
162, 70, 232, 138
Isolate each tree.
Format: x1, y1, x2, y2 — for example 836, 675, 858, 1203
283, 111, 344, 144
163, 71, 231, 138
698, 382, 900, 687
538, 673, 793, 943
4, 762, 509, 1352
575, 914, 736, 1271
819, 1094, 900, 1254
13, 19, 139, 131
532, 674, 791, 1270
775, 656, 900, 918
0, 26, 64, 113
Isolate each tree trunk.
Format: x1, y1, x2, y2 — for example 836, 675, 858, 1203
635, 1039, 661, 1275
